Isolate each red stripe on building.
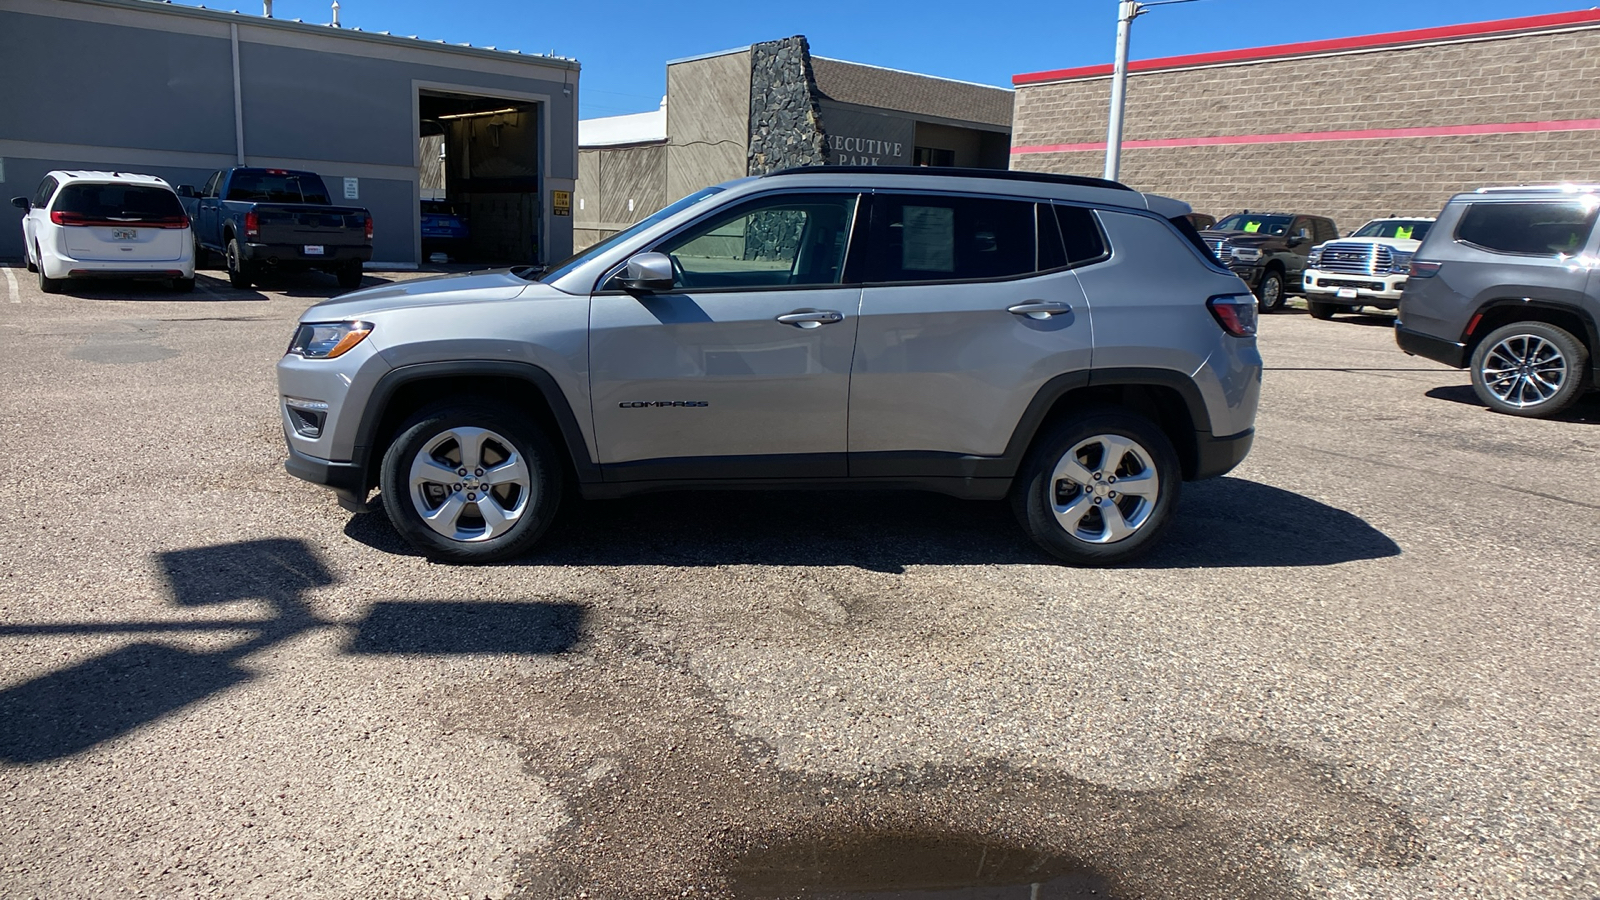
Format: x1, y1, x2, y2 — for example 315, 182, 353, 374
1013, 10, 1600, 86
1010, 118, 1600, 155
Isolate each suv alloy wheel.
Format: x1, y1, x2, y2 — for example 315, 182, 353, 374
1013, 410, 1182, 565
1469, 321, 1589, 417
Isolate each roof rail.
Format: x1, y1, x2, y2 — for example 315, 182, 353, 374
1475, 184, 1600, 194
764, 165, 1137, 192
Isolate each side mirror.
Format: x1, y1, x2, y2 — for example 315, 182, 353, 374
618, 252, 675, 292
10, 197, 28, 211
1287, 235, 1307, 248
177, 185, 197, 198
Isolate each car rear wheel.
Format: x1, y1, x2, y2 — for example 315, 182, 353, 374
225, 237, 252, 289
379, 404, 563, 563
1307, 298, 1337, 320
1012, 410, 1181, 566
1256, 269, 1286, 312
1470, 321, 1588, 418
25, 244, 37, 273
336, 261, 363, 291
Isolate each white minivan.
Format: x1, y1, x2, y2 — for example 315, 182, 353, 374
13, 171, 196, 293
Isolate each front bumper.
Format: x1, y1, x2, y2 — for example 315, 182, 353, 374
240, 242, 372, 266
1304, 268, 1406, 304
284, 441, 371, 512
1194, 428, 1254, 480
1395, 323, 1468, 368
1228, 263, 1262, 286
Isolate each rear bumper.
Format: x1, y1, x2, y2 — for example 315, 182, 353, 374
1395, 323, 1467, 368
284, 442, 371, 512
1193, 428, 1254, 480
41, 249, 193, 280
241, 242, 372, 266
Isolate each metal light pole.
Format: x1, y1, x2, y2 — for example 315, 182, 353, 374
1104, 0, 1199, 182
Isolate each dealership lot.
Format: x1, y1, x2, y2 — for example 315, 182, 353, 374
1, 268, 1597, 898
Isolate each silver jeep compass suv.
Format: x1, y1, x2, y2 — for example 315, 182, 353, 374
276, 167, 1262, 565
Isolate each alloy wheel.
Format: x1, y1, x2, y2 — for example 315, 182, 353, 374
1049, 433, 1161, 544
1480, 334, 1568, 409
408, 426, 533, 542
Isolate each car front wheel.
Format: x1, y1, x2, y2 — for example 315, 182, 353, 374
1470, 321, 1588, 418
1307, 298, 1337, 320
1012, 410, 1181, 566
379, 404, 563, 563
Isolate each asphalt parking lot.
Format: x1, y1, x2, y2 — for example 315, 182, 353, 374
1, 264, 1597, 899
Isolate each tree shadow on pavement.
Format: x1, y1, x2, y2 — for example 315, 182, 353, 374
1425, 384, 1600, 424
0, 538, 584, 763
344, 477, 1400, 573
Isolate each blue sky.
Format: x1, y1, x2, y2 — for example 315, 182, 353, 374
217, 1, 1590, 118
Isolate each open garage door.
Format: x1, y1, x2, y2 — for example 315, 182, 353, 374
419, 90, 542, 265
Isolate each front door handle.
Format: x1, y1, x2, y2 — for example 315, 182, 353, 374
1007, 300, 1073, 320
776, 309, 844, 329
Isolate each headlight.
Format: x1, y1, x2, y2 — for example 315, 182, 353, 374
287, 320, 373, 359
1388, 252, 1414, 275
1230, 247, 1263, 263
1307, 246, 1325, 267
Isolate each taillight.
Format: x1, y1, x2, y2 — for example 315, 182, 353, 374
1207, 294, 1258, 337
50, 210, 88, 226
1409, 260, 1442, 278
245, 211, 260, 240
364, 215, 373, 242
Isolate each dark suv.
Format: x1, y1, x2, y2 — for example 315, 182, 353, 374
1201, 212, 1340, 312
1397, 185, 1599, 418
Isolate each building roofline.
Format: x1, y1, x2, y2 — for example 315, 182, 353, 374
665, 45, 752, 66
810, 56, 1011, 93
1013, 9, 1600, 86
52, 0, 580, 70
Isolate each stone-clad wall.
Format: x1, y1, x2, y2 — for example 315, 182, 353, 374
747, 36, 830, 175
1011, 27, 1600, 227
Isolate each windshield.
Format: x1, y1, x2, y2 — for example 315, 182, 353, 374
1353, 220, 1433, 240
1212, 214, 1292, 235
536, 186, 728, 284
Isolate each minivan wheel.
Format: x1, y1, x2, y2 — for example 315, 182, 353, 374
1470, 321, 1588, 418
1256, 269, 1286, 312
379, 404, 563, 563
37, 259, 63, 294
1012, 410, 1181, 566
1306, 298, 1337, 320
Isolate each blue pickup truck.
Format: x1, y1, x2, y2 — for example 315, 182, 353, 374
178, 168, 371, 290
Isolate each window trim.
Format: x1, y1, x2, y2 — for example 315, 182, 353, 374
1452, 200, 1600, 259
592, 188, 865, 296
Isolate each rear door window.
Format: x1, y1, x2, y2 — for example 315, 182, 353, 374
1456, 201, 1600, 256
52, 183, 186, 224
868, 194, 1036, 283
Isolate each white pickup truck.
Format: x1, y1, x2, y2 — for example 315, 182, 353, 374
1302, 217, 1435, 319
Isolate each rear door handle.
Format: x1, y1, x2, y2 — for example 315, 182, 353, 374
1007, 300, 1073, 320
776, 309, 844, 328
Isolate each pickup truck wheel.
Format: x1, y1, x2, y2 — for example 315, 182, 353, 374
1306, 298, 1337, 320
225, 237, 252, 289
1012, 410, 1181, 566
336, 261, 364, 291
1470, 321, 1588, 418
1256, 269, 1286, 312
379, 404, 564, 563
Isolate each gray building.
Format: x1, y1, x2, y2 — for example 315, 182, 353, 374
574, 36, 1012, 250
0, 0, 580, 267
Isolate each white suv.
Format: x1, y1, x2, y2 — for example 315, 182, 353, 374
12, 171, 195, 294
1302, 217, 1435, 319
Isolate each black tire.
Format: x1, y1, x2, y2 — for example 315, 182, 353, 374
225, 236, 252, 289
173, 277, 196, 294
1256, 268, 1286, 312
379, 403, 563, 563
37, 259, 63, 294
336, 261, 364, 291
1011, 410, 1182, 566
1306, 298, 1337, 320
1469, 321, 1589, 418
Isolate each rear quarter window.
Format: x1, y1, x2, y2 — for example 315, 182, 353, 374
1456, 201, 1600, 256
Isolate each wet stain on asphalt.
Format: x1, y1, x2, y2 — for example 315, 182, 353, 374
419, 632, 1424, 900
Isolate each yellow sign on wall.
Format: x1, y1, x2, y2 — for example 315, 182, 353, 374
552, 190, 571, 217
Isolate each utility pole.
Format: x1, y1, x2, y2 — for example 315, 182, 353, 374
1103, 0, 1198, 182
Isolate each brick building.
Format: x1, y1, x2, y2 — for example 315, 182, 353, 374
1010, 10, 1600, 230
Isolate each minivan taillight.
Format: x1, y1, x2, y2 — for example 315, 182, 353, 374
1207, 294, 1258, 337
1409, 260, 1442, 278
50, 210, 188, 228
364, 215, 373, 242
245, 211, 260, 240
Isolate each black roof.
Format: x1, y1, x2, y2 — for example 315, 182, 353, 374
765, 165, 1135, 192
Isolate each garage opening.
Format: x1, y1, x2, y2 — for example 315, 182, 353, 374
418, 90, 542, 265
